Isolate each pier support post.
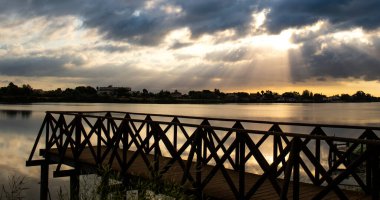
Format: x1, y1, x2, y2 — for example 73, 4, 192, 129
100, 172, 110, 200
70, 173, 80, 200
40, 162, 49, 200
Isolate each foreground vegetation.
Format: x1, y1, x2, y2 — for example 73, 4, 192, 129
0, 176, 28, 200
0, 82, 378, 103
1, 169, 194, 200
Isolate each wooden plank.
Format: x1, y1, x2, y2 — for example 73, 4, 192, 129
44, 147, 371, 200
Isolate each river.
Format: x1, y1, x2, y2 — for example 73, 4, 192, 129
1, 102, 380, 199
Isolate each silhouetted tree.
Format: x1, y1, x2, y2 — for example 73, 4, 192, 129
340, 94, 351, 102
313, 93, 326, 102
282, 91, 300, 100
116, 88, 131, 97
21, 84, 33, 96
302, 90, 313, 100
262, 90, 278, 101
352, 91, 372, 102
6, 82, 19, 96
75, 86, 97, 96
157, 90, 171, 98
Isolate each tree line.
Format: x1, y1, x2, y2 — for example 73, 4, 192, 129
0, 82, 378, 103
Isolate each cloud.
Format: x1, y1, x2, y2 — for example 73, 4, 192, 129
264, 0, 380, 33
0, 56, 72, 76
0, 0, 260, 46
173, 0, 258, 37
94, 44, 130, 53
169, 41, 193, 49
0, 54, 170, 88
289, 33, 380, 82
82, 1, 171, 45
205, 48, 248, 63
2, 0, 380, 47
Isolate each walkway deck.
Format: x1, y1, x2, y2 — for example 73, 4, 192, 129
44, 147, 369, 199
26, 111, 380, 199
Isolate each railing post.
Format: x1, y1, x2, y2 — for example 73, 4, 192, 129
312, 126, 322, 185
59, 114, 64, 147
173, 117, 178, 151
146, 115, 152, 153
122, 118, 128, 175
369, 143, 380, 200
201, 120, 209, 164
70, 174, 79, 200
72, 114, 82, 200
45, 113, 50, 152
235, 133, 240, 171
238, 130, 246, 200
293, 137, 301, 200
75, 114, 82, 160
195, 127, 203, 199
280, 137, 301, 200
315, 137, 320, 184
366, 130, 377, 193
274, 134, 278, 163
40, 161, 49, 200
153, 121, 160, 180
40, 113, 50, 200
97, 118, 102, 165
272, 124, 279, 163
106, 112, 111, 144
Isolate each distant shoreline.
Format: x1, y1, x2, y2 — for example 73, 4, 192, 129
1, 97, 379, 104
1, 82, 379, 104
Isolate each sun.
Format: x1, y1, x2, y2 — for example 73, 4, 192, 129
249, 30, 297, 51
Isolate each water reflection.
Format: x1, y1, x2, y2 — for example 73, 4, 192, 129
0, 133, 45, 199
0, 110, 42, 136
0, 109, 32, 119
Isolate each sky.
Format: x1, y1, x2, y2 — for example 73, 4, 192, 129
1, 0, 380, 95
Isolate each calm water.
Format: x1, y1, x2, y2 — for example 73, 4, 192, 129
1, 102, 380, 199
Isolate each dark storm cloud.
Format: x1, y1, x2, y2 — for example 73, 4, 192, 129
0, 53, 92, 77
0, 55, 147, 80
0, 56, 72, 76
174, 0, 258, 37
289, 36, 380, 82
0, 0, 259, 46
82, 1, 170, 45
3, 0, 380, 45
264, 0, 380, 33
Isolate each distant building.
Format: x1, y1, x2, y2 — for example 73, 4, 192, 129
96, 85, 131, 96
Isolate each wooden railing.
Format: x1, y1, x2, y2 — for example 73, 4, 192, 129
26, 111, 380, 199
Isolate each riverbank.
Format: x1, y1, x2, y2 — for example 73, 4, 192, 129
1, 96, 379, 104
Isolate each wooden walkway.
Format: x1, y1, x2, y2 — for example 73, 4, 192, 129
44, 147, 369, 199
26, 111, 380, 200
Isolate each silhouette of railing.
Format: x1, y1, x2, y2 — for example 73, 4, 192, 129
26, 111, 380, 199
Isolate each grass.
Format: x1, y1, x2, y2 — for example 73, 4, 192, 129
2, 165, 194, 199
55, 165, 195, 200
0, 176, 28, 200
